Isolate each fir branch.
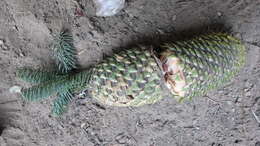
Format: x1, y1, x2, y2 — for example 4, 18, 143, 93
52, 89, 73, 116
21, 75, 70, 101
18, 29, 89, 115
21, 70, 93, 101
53, 29, 78, 73
17, 68, 58, 84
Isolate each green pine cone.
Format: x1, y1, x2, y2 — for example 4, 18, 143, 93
87, 33, 246, 106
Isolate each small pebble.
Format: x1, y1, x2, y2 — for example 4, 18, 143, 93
172, 15, 177, 21
245, 91, 251, 97
233, 33, 242, 40
226, 100, 233, 105
81, 123, 86, 128
217, 12, 222, 17
19, 52, 25, 57
2, 45, 8, 51
0, 39, 4, 45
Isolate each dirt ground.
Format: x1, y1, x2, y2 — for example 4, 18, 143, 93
0, 0, 260, 146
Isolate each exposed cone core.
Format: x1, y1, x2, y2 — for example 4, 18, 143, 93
160, 50, 187, 98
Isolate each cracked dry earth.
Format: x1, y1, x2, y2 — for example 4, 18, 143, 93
0, 0, 260, 146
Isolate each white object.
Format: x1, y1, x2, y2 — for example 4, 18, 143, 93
9, 85, 22, 93
94, 0, 125, 17
0, 39, 4, 45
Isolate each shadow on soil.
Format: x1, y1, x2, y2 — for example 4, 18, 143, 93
119, 22, 232, 52
0, 108, 7, 136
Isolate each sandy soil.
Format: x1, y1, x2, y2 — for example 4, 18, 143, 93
0, 0, 260, 145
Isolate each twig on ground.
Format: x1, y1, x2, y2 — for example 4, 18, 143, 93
251, 108, 260, 124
